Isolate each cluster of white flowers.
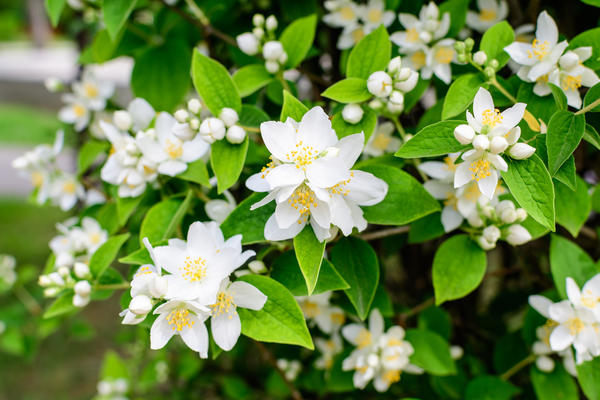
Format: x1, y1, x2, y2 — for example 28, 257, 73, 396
38, 217, 107, 307
96, 378, 129, 400
453, 87, 535, 199
246, 107, 388, 242
532, 320, 577, 377
530, 273, 600, 367
100, 98, 209, 198
342, 309, 423, 392
391, 2, 456, 84
0, 255, 17, 288
175, 100, 247, 145
56, 69, 115, 131
363, 122, 402, 157
505, 11, 600, 109
120, 222, 266, 358
366, 56, 420, 115
323, 0, 395, 50
236, 14, 288, 74
465, 0, 508, 33
12, 131, 88, 211
276, 359, 303, 381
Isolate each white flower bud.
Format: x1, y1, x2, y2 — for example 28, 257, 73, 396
39, 275, 52, 286
368, 99, 384, 110
467, 213, 484, 228
477, 235, 496, 250
74, 280, 91, 296
252, 27, 264, 39
172, 123, 195, 141
516, 208, 527, 222
367, 71, 393, 97
386, 101, 404, 114
559, 51, 579, 70
174, 109, 189, 123
473, 134, 490, 151
450, 345, 464, 360
265, 60, 280, 74
387, 56, 402, 74
263, 41, 284, 60
483, 225, 501, 243
505, 224, 531, 245
454, 124, 475, 144
97, 381, 112, 396
150, 275, 168, 298
113, 378, 128, 394
187, 98, 202, 114
219, 107, 239, 127
199, 117, 226, 141
341, 104, 364, 124
236, 32, 260, 55
58, 266, 70, 277
129, 295, 153, 315
278, 51, 288, 65
481, 204, 494, 218
113, 110, 132, 131
248, 260, 267, 274
205, 199, 235, 223
489, 136, 508, 154
536, 356, 555, 372
44, 287, 60, 297
44, 77, 63, 92
473, 51, 487, 66
49, 272, 65, 286
419, 30, 432, 43
226, 125, 247, 144
394, 70, 419, 92
265, 15, 278, 31
496, 200, 515, 214
508, 143, 536, 159
389, 91, 404, 105
74, 262, 90, 279
73, 293, 90, 308
500, 208, 517, 224
189, 118, 200, 131
396, 67, 412, 81
253, 13, 265, 26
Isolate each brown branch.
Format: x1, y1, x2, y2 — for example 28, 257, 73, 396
360, 226, 410, 241
396, 297, 435, 327
580, 225, 598, 240
254, 341, 303, 400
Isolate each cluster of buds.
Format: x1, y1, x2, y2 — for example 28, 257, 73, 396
454, 123, 535, 160
236, 14, 287, 74
472, 199, 532, 250
97, 377, 129, 399
455, 39, 500, 79
39, 263, 93, 307
366, 56, 419, 114
174, 100, 246, 145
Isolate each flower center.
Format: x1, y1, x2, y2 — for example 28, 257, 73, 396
373, 132, 392, 150
469, 159, 491, 181
434, 47, 453, 64
443, 156, 457, 171
479, 8, 496, 21
527, 39, 549, 61
482, 108, 503, 127
351, 27, 365, 43
340, 5, 355, 20
287, 141, 318, 170
368, 8, 382, 23
387, 338, 404, 347
89, 232, 101, 244
464, 182, 482, 201
73, 104, 86, 117
356, 329, 372, 348
84, 83, 99, 98
62, 181, 76, 194
406, 27, 419, 42
260, 156, 275, 179
166, 308, 194, 331
566, 317, 584, 335
562, 75, 582, 91
330, 175, 352, 196
210, 291, 236, 318
136, 265, 153, 276
288, 185, 317, 220
181, 256, 207, 282
581, 290, 600, 308
410, 51, 427, 69
382, 369, 401, 384
301, 300, 321, 318
143, 164, 155, 175
31, 171, 44, 187
166, 139, 183, 159
443, 193, 458, 210
330, 311, 346, 325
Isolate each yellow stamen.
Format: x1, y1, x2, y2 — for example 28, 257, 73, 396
479, 8, 496, 21
482, 108, 503, 127
469, 159, 492, 181
84, 83, 99, 98
566, 318, 584, 335
288, 185, 318, 222
340, 6, 355, 20
443, 156, 457, 171
562, 75, 582, 91
166, 139, 183, 159
434, 47, 454, 64
527, 39, 549, 60
410, 51, 427, 69
382, 369, 401, 384
373, 133, 392, 150
351, 27, 365, 43
181, 256, 207, 282
367, 8, 382, 23
166, 308, 194, 331
356, 329, 372, 348
301, 300, 321, 318
210, 291, 236, 318
31, 171, 44, 187
73, 104, 86, 117
406, 27, 419, 42
62, 181, 76, 194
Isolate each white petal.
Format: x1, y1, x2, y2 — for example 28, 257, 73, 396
187, 221, 217, 257
153, 245, 186, 275
423, 180, 452, 200
369, 309, 384, 337
419, 161, 451, 181
473, 87, 495, 123
565, 278, 582, 304
128, 98, 155, 130
150, 314, 175, 349
477, 169, 498, 199
158, 160, 187, 176
261, 120, 297, 161
264, 214, 306, 241
298, 107, 338, 152
266, 164, 305, 189
229, 281, 267, 310
211, 311, 241, 351
181, 136, 209, 162
549, 325, 573, 351
504, 42, 537, 66
275, 200, 302, 229
500, 103, 526, 130
345, 170, 388, 206
305, 158, 350, 188
441, 207, 463, 232
180, 316, 209, 357
454, 162, 472, 188
337, 133, 364, 169
536, 11, 558, 47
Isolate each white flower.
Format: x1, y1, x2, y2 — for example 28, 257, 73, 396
208, 278, 267, 351
236, 32, 260, 55
72, 69, 114, 111
80, 217, 108, 253
532, 324, 577, 376
342, 104, 364, 124
127, 98, 156, 132
359, 0, 395, 33
504, 11, 569, 83
297, 292, 346, 334
150, 299, 210, 357
466, 0, 508, 33
390, 2, 450, 52
548, 48, 600, 109
48, 173, 85, 211
424, 39, 456, 84
567, 276, 600, 323
263, 41, 285, 61
59, 94, 90, 131
265, 15, 278, 31
315, 333, 344, 370
336, 24, 367, 50
152, 221, 255, 303
323, 0, 362, 28
364, 122, 401, 157
205, 189, 237, 224
367, 71, 393, 97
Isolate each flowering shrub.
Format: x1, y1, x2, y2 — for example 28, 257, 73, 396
5, 0, 600, 398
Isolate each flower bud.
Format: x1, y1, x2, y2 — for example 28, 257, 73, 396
464, 38, 474, 51
450, 345, 464, 360
389, 91, 404, 105
172, 123, 195, 141
500, 208, 517, 224
199, 117, 226, 141
174, 109, 189, 123
39, 275, 52, 286
74, 280, 91, 296
536, 356, 555, 373
483, 225, 501, 243
488, 59, 499, 70
114, 110, 132, 131
508, 143, 535, 159
265, 60, 280, 74
396, 67, 412, 81
236, 32, 260, 55
263, 41, 284, 60
477, 236, 496, 250
265, 15, 278, 31
226, 125, 246, 144
248, 260, 267, 274
150, 275, 168, 298
394, 70, 419, 92
387, 56, 402, 74
49, 272, 65, 286
113, 378, 128, 394
73, 293, 90, 308
74, 262, 90, 279
419, 30, 432, 43
342, 104, 364, 124
457, 53, 467, 63
205, 199, 235, 223
58, 266, 70, 277
219, 107, 239, 127
253, 13, 265, 26
559, 51, 579, 70
44, 77, 63, 92
97, 381, 112, 396
278, 51, 288, 65
189, 118, 200, 131
473, 134, 490, 151
481, 204, 494, 218
489, 136, 508, 154
187, 98, 202, 114
454, 124, 475, 144
483, 66, 495, 79
44, 287, 60, 297
369, 99, 383, 110
454, 41, 465, 53
505, 224, 532, 245
468, 213, 484, 228
129, 295, 153, 315
473, 51, 487, 66
252, 27, 264, 39
387, 101, 404, 114
367, 71, 393, 97
516, 208, 527, 222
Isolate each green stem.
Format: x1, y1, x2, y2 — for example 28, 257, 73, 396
14, 285, 42, 315
391, 116, 428, 181
490, 77, 518, 104
239, 125, 260, 133
391, 116, 407, 140
500, 354, 536, 381
575, 97, 600, 115
95, 282, 130, 290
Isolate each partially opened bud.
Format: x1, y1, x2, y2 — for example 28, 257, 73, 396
150, 275, 168, 298
219, 107, 239, 127
172, 123, 195, 141
559, 51, 579, 70
263, 41, 284, 60
367, 71, 393, 97
174, 109, 189, 123
473, 134, 490, 151
129, 295, 153, 315
505, 224, 532, 245
509, 143, 536, 159
483, 225, 501, 243
74, 262, 90, 279
454, 124, 475, 144
187, 98, 202, 114
387, 56, 402, 74
265, 60, 280, 74
73, 293, 90, 308
74, 280, 91, 297
536, 356, 555, 372
473, 51, 487, 65
489, 136, 508, 154
265, 15, 278, 31
114, 110, 132, 131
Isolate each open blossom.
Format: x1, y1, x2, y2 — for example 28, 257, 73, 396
391, 2, 450, 52
363, 122, 401, 157
71, 69, 114, 111
466, 0, 508, 33
246, 107, 387, 242
59, 94, 91, 131
359, 0, 395, 33
548, 48, 600, 109
315, 333, 344, 370
323, 0, 362, 28
297, 292, 346, 334
532, 322, 577, 376
48, 173, 85, 211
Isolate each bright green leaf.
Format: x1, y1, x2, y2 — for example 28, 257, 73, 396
479, 21, 515, 67
465, 376, 519, 400
280, 14, 317, 68
103, 0, 138, 40
584, 123, 600, 150
442, 74, 486, 119
555, 176, 590, 237
576, 357, 600, 400
548, 83, 567, 110
139, 191, 193, 245
546, 109, 585, 175
347, 25, 391, 79
405, 329, 457, 375
192, 50, 241, 115
280, 90, 308, 121
583, 82, 600, 112
210, 136, 249, 193
321, 78, 371, 103
531, 364, 579, 400
44, 292, 76, 319
77, 140, 108, 176
293, 225, 325, 295
116, 194, 144, 226
232, 64, 274, 97
176, 159, 210, 187
90, 233, 130, 277
331, 108, 377, 140
221, 192, 275, 244
550, 235, 599, 299
569, 28, 600, 70
395, 120, 467, 158
45, 0, 66, 27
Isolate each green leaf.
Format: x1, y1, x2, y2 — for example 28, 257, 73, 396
103, 0, 138, 40
240, 104, 270, 128
44, 292, 76, 319
77, 140, 108, 176
346, 25, 391, 79
439, 0, 469, 38
548, 83, 567, 110
442, 74, 486, 120
409, 212, 446, 243
89, 233, 130, 278
583, 82, 600, 112
395, 120, 467, 158
593, 185, 600, 213
404, 78, 431, 113
116, 194, 144, 226
45, 0, 66, 27
119, 240, 167, 265
321, 78, 371, 103
192, 50, 241, 115
330, 237, 379, 320
433, 235, 487, 305
280, 14, 318, 68
479, 21, 515, 67
101, 350, 129, 379
237, 275, 313, 349
465, 376, 519, 400
405, 329, 457, 375
221, 192, 275, 244
417, 306, 452, 340
139, 191, 193, 245
232, 64, 274, 97
501, 155, 555, 231
131, 40, 191, 112
554, 155, 576, 190
331, 108, 377, 141
569, 28, 600, 70
550, 235, 599, 299
176, 159, 210, 187
576, 358, 600, 400
210, 136, 249, 193
359, 164, 441, 225
546, 109, 585, 175
293, 226, 325, 295
79, 29, 122, 64
271, 251, 349, 296
584, 123, 600, 150
531, 364, 579, 400
280, 90, 308, 121
555, 176, 590, 237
